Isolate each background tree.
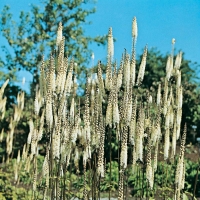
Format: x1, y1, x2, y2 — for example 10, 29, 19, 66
0, 0, 106, 80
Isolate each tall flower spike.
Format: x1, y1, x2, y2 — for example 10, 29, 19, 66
130, 48, 136, 86
132, 17, 138, 43
129, 96, 137, 145
113, 92, 120, 126
131, 16, 137, 86
163, 79, 168, 115
177, 86, 183, 109
0, 79, 9, 100
56, 22, 63, 48
126, 85, 133, 123
38, 110, 45, 141
56, 37, 65, 94
167, 38, 175, 79
120, 126, 128, 168
106, 91, 113, 128
146, 134, 154, 189
157, 84, 161, 106
0, 129, 4, 142
64, 59, 73, 94
124, 53, 131, 88
153, 140, 159, 172
105, 55, 113, 90
70, 98, 75, 123
97, 116, 105, 177
46, 92, 53, 129
49, 55, 55, 93
84, 89, 90, 143
39, 56, 46, 97
152, 109, 161, 145
176, 70, 181, 88
175, 124, 186, 196
174, 52, 182, 70
181, 161, 186, 190
136, 45, 147, 86
136, 105, 145, 162
117, 58, 123, 89
27, 120, 34, 144
164, 127, 170, 160
118, 167, 125, 200
171, 118, 177, 157
180, 124, 187, 158
107, 27, 114, 60
166, 55, 173, 81
97, 61, 105, 96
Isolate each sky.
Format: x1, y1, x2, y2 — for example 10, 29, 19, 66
85, 1, 200, 65
0, 0, 200, 91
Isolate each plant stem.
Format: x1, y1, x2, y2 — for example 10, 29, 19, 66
109, 127, 112, 200
63, 164, 66, 200
92, 153, 96, 200
98, 174, 101, 200
125, 169, 129, 200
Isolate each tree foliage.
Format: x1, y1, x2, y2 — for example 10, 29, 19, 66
0, 0, 106, 80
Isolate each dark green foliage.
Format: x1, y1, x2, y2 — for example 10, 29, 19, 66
185, 159, 200, 197
100, 161, 119, 192
0, 155, 45, 199
127, 158, 199, 199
